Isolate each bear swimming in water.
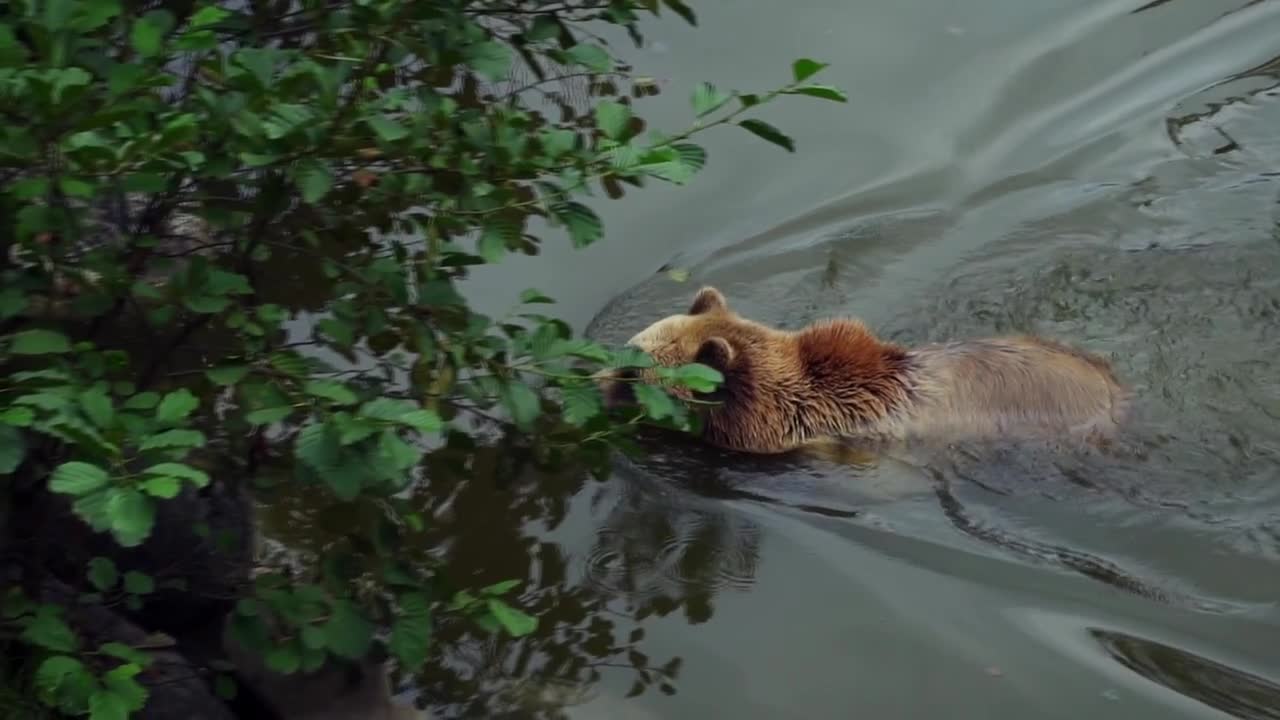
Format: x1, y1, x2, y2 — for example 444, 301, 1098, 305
600, 286, 1129, 454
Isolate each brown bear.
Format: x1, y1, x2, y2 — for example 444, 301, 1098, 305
599, 286, 1129, 454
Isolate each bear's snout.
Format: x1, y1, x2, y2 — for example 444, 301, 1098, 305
594, 367, 640, 409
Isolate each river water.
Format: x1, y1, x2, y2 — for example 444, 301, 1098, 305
281, 1, 1280, 717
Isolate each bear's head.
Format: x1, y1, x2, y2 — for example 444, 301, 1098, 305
598, 285, 914, 453
598, 286, 810, 451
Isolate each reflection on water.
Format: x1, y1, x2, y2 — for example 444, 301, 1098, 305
1092, 628, 1280, 720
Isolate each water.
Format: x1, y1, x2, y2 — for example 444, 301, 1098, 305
275, 1, 1280, 717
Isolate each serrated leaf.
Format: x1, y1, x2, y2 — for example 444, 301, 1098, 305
106, 488, 155, 547
0, 425, 25, 473
791, 58, 828, 82
265, 643, 300, 674
501, 382, 540, 428
738, 119, 795, 152
551, 202, 603, 248
561, 384, 602, 426
397, 409, 442, 432
189, 5, 230, 27
782, 84, 848, 102
634, 384, 676, 420
101, 664, 148, 711
99, 642, 149, 666
0, 406, 35, 426
140, 476, 181, 498
673, 143, 707, 172
595, 100, 632, 140
691, 82, 732, 117
121, 392, 160, 410
129, 13, 165, 57
465, 40, 512, 81
519, 289, 555, 304
303, 380, 357, 405
50, 462, 110, 495
89, 689, 130, 720
87, 557, 118, 591
78, 388, 114, 429
294, 159, 332, 203
23, 607, 77, 653
485, 598, 537, 637
566, 43, 611, 73
323, 601, 373, 660
478, 219, 519, 263
675, 363, 723, 393
36, 655, 89, 697
389, 592, 431, 669
481, 579, 521, 596
154, 388, 198, 424
123, 572, 154, 595
143, 462, 210, 487
206, 365, 250, 385
366, 115, 408, 142
7, 329, 72, 355
138, 429, 205, 451
245, 406, 292, 425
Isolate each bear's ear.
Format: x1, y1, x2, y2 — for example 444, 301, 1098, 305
694, 336, 735, 373
688, 286, 728, 315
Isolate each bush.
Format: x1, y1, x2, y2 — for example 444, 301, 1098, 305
0, 0, 844, 716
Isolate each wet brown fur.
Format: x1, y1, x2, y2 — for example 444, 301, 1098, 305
602, 286, 1129, 454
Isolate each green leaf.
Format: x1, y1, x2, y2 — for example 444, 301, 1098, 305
214, 674, 237, 700
480, 579, 521, 596
106, 489, 155, 547
519, 289, 555, 304
87, 557, 118, 591
0, 406, 35, 427
551, 202, 603, 248
294, 159, 332, 203
50, 462, 110, 496
121, 392, 160, 410
129, 13, 166, 57
485, 598, 537, 637
35, 656, 89, 698
397, 409, 442, 432
303, 380, 357, 405
595, 100, 632, 140
154, 388, 198, 424
79, 388, 114, 429
265, 643, 300, 674
738, 119, 795, 152
0, 288, 27, 319
206, 366, 250, 385
366, 115, 408, 142
98, 643, 150, 666
782, 84, 848, 102
566, 43, 612, 73
561, 384, 602, 426
101, 664, 148, 711
501, 382, 540, 428
323, 601, 373, 660
465, 40, 512, 81
389, 592, 431, 669
477, 219, 519, 263
123, 572, 154, 595
143, 461, 210, 487
7, 329, 72, 355
138, 429, 206, 451
245, 407, 292, 425
23, 607, 77, 653
89, 689, 130, 720
189, 4, 231, 27
691, 82, 732, 117
675, 363, 723, 392
634, 384, 677, 420
791, 58, 829, 82
0, 424, 25, 473
140, 476, 181, 499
